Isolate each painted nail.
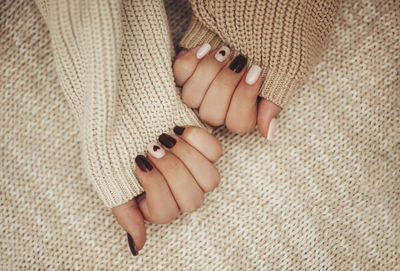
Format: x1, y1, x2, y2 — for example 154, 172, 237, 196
215, 46, 230, 62
173, 126, 185, 135
267, 118, 277, 141
147, 142, 165, 159
229, 55, 247, 73
135, 155, 153, 172
127, 232, 138, 256
245, 65, 262, 85
159, 133, 177, 149
196, 43, 211, 59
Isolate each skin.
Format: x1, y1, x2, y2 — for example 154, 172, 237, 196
173, 46, 282, 137
112, 126, 222, 252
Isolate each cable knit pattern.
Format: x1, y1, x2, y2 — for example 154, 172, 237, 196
1, 0, 399, 269
33, 0, 203, 207
179, 0, 341, 108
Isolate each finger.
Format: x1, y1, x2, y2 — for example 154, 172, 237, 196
172, 126, 222, 162
199, 55, 247, 126
182, 45, 231, 108
135, 155, 179, 224
112, 199, 146, 255
225, 65, 262, 134
173, 46, 201, 86
257, 98, 282, 140
160, 134, 220, 193
147, 141, 204, 213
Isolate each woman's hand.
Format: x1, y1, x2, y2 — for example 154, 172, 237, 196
112, 126, 222, 255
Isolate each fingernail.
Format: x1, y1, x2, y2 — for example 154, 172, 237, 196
196, 43, 211, 59
147, 142, 165, 159
229, 55, 247, 73
173, 126, 185, 135
215, 46, 230, 62
159, 133, 177, 149
245, 65, 262, 85
127, 232, 138, 256
267, 118, 277, 141
135, 155, 153, 172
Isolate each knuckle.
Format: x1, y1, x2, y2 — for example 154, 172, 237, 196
174, 56, 194, 75
202, 174, 221, 192
182, 91, 197, 108
227, 123, 251, 135
155, 208, 179, 224
226, 117, 256, 135
199, 109, 224, 127
182, 193, 204, 212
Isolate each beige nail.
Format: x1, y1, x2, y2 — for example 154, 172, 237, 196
245, 65, 262, 85
196, 43, 211, 59
267, 118, 277, 141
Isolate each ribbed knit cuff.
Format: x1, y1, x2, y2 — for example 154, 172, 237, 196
179, 17, 300, 108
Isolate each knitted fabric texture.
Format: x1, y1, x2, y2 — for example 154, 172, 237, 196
179, 0, 341, 108
1, 0, 399, 270
33, 0, 203, 207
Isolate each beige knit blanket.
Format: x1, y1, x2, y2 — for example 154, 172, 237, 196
1, 0, 399, 270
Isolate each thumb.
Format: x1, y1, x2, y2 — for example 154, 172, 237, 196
112, 198, 146, 256
257, 98, 281, 140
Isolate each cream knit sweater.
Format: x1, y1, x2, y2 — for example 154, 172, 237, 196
1, 0, 399, 270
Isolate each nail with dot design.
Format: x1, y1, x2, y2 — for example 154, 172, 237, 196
196, 43, 211, 59
215, 46, 230, 62
135, 155, 153, 172
147, 142, 165, 159
229, 55, 247, 73
245, 65, 262, 85
127, 233, 138, 257
159, 133, 177, 149
173, 126, 185, 135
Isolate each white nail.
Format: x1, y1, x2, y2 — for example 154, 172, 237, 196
245, 65, 262, 85
196, 43, 211, 59
214, 46, 230, 62
147, 142, 165, 159
267, 118, 277, 141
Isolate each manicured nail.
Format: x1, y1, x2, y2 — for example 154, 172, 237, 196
127, 232, 138, 256
196, 43, 211, 59
147, 142, 165, 159
159, 133, 176, 149
267, 118, 277, 141
135, 155, 153, 172
245, 65, 262, 85
173, 126, 185, 135
215, 46, 230, 62
229, 55, 247, 73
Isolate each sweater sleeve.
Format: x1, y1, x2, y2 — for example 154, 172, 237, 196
179, 0, 340, 108
34, 0, 204, 208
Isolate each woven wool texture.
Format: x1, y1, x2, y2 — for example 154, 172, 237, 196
180, 0, 340, 108
1, 0, 399, 270
33, 0, 204, 207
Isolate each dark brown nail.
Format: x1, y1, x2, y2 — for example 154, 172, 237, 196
158, 133, 176, 149
173, 126, 185, 135
127, 232, 138, 256
135, 155, 153, 172
229, 55, 247, 73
